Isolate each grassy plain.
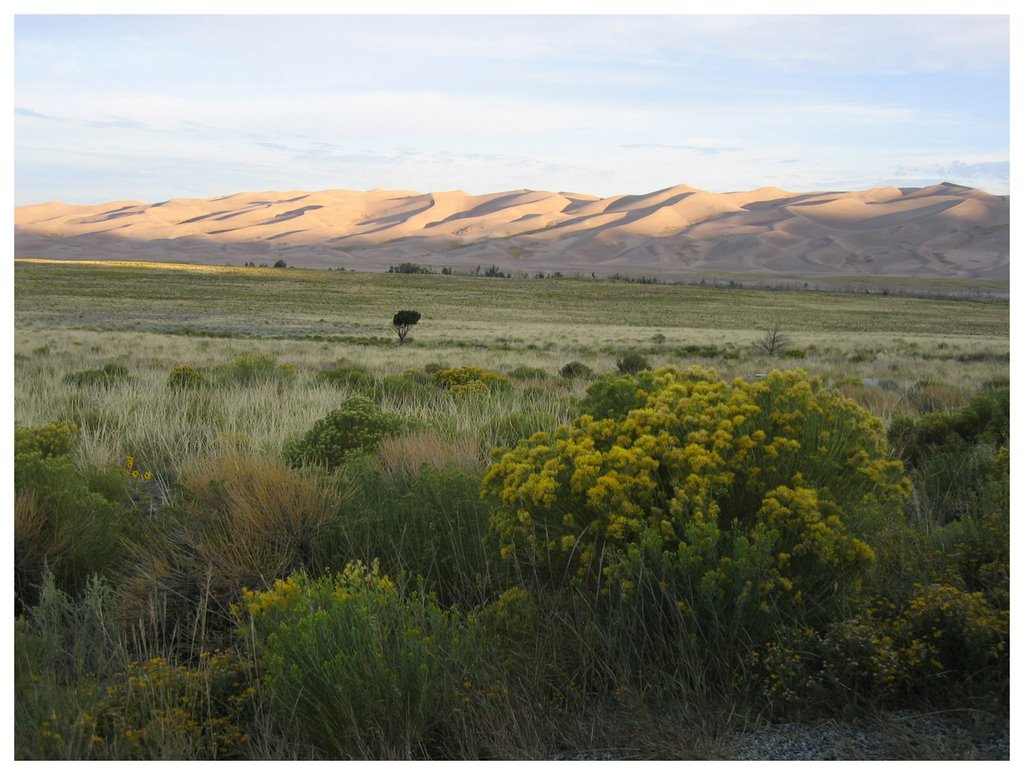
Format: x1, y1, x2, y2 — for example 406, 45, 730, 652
12, 259, 1010, 759
14, 259, 1008, 466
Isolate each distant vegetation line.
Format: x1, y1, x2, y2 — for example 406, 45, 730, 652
15, 257, 1010, 302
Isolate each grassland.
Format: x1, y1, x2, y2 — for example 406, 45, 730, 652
12, 259, 1010, 759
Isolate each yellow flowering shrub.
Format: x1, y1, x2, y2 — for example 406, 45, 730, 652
434, 365, 510, 395
753, 581, 1009, 711
15, 420, 79, 458
482, 367, 910, 630
93, 652, 254, 759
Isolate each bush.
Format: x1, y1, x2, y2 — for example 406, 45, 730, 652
15, 423, 126, 607
272, 259, 287, 268
889, 384, 1010, 526
282, 395, 410, 469
615, 350, 650, 374
94, 651, 255, 759
507, 365, 548, 381
62, 363, 131, 388
672, 343, 725, 359
483, 367, 910, 647
167, 365, 205, 391
239, 562, 465, 758
14, 572, 121, 759
15, 420, 79, 458
371, 372, 438, 404
577, 370, 661, 421
315, 363, 374, 391
222, 354, 296, 387
559, 361, 595, 381
388, 262, 432, 274
889, 384, 1009, 468
433, 366, 510, 395
753, 580, 1009, 712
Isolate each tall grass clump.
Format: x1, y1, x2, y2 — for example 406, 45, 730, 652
314, 455, 500, 608
62, 362, 132, 389
16, 573, 259, 760
15, 573, 121, 759
119, 451, 339, 632
217, 354, 296, 387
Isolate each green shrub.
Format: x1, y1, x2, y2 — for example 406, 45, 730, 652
890, 384, 1010, 526
559, 361, 595, 381
315, 363, 374, 390
14, 573, 117, 760
16, 571, 119, 681
239, 562, 465, 758
672, 344, 724, 359
371, 372, 438, 403
62, 363, 131, 389
282, 396, 410, 469
167, 365, 205, 391
615, 350, 650, 374
483, 367, 910, 657
577, 370, 661, 421
222, 353, 296, 387
15, 425, 125, 607
890, 383, 1009, 468
507, 365, 548, 381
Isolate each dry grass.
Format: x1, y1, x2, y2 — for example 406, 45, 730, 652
375, 429, 482, 483
178, 451, 339, 594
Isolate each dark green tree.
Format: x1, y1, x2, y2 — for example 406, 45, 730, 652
392, 310, 421, 345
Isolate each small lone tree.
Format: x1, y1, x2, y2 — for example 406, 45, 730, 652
392, 310, 421, 345
758, 322, 790, 357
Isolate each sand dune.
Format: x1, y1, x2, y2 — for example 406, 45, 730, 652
14, 182, 1008, 279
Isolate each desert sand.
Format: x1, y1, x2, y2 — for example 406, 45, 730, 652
14, 182, 1009, 279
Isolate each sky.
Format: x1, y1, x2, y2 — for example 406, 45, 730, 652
12, 8, 1012, 205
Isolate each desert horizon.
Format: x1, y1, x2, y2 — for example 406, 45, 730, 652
15, 180, 1009, 280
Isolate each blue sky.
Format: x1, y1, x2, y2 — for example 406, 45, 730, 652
13, 12, 1011, 204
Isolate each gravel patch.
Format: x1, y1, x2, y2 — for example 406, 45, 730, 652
729, 710, 1009, 760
